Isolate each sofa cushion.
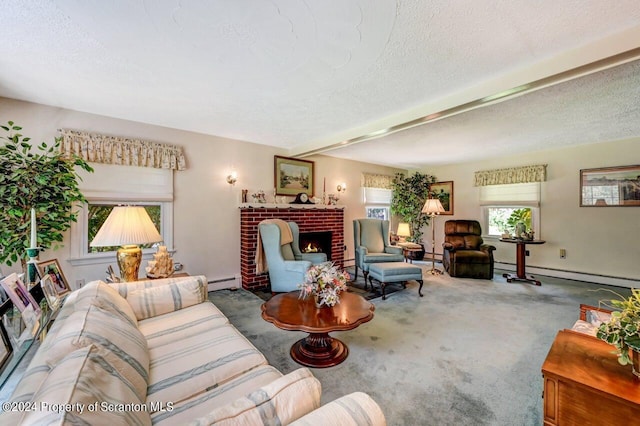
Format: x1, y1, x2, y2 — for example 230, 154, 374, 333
151, 365, 283, 425
51, 305, 147, 390
76, 280, 138, 325
139, 302, 229, 349
186, 368, 321, 426
146, 323, 267, 406
290, 392, 386, 426
110, 275, 208, 300
126, 279, 207, 320
12, 344, 151, 426
452, 250, 490, 264
9, 302, 149, 404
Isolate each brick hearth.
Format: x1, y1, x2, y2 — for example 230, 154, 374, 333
240, 204, 345, 290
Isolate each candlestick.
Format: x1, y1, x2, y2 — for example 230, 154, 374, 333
30, 208, 37, 248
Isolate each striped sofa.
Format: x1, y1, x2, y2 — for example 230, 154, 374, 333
1, 276, 385, 425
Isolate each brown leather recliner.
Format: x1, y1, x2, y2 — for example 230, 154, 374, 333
442, 220, 496, 279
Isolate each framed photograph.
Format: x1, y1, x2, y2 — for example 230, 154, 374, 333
0, 273, 40, 315
580, 165, 640, 207
0, 322, 12, 371
36, 259, 71, 297
40, 275, 61, 310
274, 156, 315, 196
430, 181, 454, 215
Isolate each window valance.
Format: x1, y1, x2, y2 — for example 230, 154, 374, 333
361, 173, 394, 189
474, 165, 546, 186
59, 129, 187, 171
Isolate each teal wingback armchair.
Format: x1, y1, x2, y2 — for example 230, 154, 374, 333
353, 219, 404, 280
258, 222, 326, 293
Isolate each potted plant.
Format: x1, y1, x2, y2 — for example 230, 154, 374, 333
390, 172, 437, 258
0, 121, 93, 271
596, 288, 640, 376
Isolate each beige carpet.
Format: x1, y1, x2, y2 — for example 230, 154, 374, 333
210, 264, 630, 425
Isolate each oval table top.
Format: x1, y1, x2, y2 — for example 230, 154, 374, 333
261, 290, 375, 334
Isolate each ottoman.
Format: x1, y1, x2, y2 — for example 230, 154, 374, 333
367, 262, 424, 300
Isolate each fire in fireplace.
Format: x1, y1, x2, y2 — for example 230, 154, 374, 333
299, 231, 332, 260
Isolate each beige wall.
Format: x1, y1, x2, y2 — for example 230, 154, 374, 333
424, 138, 640, 282
0, 97, 401, 286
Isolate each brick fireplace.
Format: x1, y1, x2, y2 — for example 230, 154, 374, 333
240, 205, 345, 290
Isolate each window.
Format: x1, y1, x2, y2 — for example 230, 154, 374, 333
363, 187, 392, 221
480, 183, 540, 238
68, 164, 174, 266
366, 207, 389, 220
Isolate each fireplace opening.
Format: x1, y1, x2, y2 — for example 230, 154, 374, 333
299, 231, 332, 260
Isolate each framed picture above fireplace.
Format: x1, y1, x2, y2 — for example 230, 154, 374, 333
275, 156, 315, 196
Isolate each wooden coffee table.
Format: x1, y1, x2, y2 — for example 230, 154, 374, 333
261, 291, 375, 368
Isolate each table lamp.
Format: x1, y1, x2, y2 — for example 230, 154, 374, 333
397, 223, 411, 242
421, 198, 445, 275
90, 206, 162, 282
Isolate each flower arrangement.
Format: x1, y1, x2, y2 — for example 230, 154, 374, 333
299, 262, 350, 307
596, 288, 640, 368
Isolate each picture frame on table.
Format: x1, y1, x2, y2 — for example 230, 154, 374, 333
0, 273, 40, 315
36, 259, 71, 297
40, 274, 61, 310
580, 164, 640, 207
0, 322, 12, 372
430, 181, 454, 215
274, 155, 315, 196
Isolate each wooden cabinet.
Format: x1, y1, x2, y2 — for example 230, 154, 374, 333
541, 330, 640, 425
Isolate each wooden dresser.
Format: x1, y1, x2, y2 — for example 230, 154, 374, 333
542, 329, 640, 425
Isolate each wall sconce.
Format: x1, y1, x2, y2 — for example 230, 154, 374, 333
336, 183, 347, 193
226, 170, 238, 186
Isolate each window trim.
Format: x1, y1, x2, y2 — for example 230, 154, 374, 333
68, 200, 174, 267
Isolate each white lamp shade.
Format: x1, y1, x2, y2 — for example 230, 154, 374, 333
397, 222, 411, 237
90, 206, 162, 247
421, 198, 445, 214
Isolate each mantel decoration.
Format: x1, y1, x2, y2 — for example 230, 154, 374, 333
596, 289, 640, 377
0, 122, 93, 278
298, 262, 349, 308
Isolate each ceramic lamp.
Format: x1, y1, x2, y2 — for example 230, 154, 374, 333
90, 206, 162, 281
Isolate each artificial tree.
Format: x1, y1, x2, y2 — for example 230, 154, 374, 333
0, 121, 93, 270
390, 171, 437, 243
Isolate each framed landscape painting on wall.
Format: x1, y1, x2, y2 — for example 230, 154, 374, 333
430, 181, 454, 215
274, 156, 315, 196
580, 164, 640, 206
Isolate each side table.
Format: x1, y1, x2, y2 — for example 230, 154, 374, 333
499, 238, 545, 285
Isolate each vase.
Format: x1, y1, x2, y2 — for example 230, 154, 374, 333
632, 350, 640, 379
313, 294, 324, 308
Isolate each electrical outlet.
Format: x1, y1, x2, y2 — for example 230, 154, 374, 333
76, 278, 85, 289
560, 248, 567, 259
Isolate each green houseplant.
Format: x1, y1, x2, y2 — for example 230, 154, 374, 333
0, 121, 93, 268
596, 288, 640, 374
390, 171, 437, 243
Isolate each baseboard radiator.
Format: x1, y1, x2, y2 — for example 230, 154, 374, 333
495, 262, 640, 289
207, 274, 241, 292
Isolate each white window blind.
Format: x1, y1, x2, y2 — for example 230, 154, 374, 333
363, 188, 392, 204
77, 163, 173, 201
479, 182, 540, 206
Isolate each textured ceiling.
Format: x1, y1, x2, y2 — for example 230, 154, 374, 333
1, 1, 639, 168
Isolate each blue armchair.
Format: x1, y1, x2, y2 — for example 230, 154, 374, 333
258, 222, 323, 293
353, 219, 404, 280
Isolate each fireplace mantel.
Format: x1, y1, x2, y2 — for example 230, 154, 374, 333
239, 203, 345, 210
239, 206, 345, 290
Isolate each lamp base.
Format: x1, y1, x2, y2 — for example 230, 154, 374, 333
427, 267, 443, 275
117, 245, 142, 282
